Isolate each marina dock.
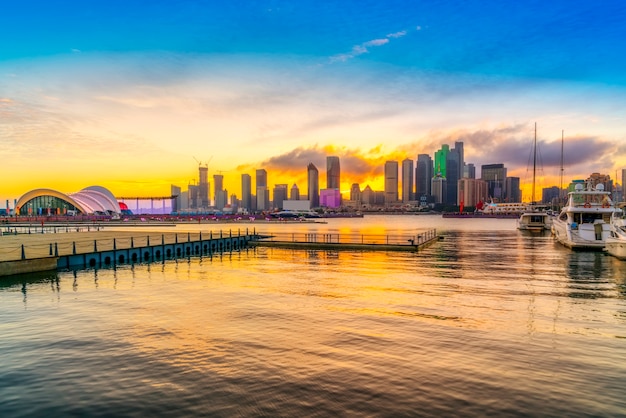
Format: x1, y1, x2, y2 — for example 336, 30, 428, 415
250, 228, 440, 252
0, 227, 441, 277
0, 229, 257, 277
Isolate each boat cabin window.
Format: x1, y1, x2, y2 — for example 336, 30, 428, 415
578, 213, 604, 224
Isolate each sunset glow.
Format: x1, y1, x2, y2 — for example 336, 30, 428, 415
2, 1, 625, 204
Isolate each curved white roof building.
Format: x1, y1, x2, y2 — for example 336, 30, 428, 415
16, 186, 121, 216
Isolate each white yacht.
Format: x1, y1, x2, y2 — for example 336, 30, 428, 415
552, 182, 618, 249
518, 210, 552, 231
605, 209, 626, 260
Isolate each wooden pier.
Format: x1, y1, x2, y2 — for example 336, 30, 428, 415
249, 228, 440, 252
0, 229, 257, 277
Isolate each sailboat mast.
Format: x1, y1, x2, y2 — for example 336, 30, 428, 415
530, 122, 537, 205
560, 130, 564, 203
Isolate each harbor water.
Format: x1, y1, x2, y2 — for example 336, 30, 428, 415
1, 215, 625, 417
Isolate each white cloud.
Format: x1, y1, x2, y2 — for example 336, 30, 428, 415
330, 34, 396, 63
364, 38, 389, 47
387, 31, 407, 38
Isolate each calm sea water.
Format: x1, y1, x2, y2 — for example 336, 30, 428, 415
1, 215, 625, 417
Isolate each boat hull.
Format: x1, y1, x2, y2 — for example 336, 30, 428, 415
605, 237, 626, 260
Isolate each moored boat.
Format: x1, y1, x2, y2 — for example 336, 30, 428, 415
552, 182, 618, 249
605, 209, 626, 259
518, 210, 552, 231
517, 123, 552, 232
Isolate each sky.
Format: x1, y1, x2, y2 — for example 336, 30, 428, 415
2, 0, 626, 205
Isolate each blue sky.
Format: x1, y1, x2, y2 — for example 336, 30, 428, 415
1, 1, 626, 200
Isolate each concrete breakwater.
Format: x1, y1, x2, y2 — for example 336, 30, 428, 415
0, 229, 258, 277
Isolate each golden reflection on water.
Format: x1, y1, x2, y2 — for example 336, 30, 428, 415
3, 216, 626, 416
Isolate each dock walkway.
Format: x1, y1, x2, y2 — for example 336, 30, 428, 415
250, 228, 440, 252
0, 229, 256, 277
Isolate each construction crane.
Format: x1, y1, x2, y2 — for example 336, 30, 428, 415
193, 156, 213, 168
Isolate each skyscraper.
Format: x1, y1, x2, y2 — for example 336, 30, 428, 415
199, 165, 209, 208
481, 164, 507, 201
446, 148, 460, 205
416, 154, 433, 199
307, 163, 319, 209
327, 156, 340, 189
434, 144, 450, 177
241, 174, 251, 211
401, 158, 414, 203
273, 184, 288, 210
256, 169, 268, 211
213, 174, 223, 201
384, 161, 399, 205
290, 184, 300, 200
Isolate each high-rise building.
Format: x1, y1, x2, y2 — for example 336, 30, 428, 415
481, 164, 507, 201
464, 163, 476, 179
542, 186, 560, 205
213, 174, 223, 203
273, 184, 288, 210
307, 163, 319, 209
384, 161, 399, 205
416, 154, 433, 199
241, 174, 252, 211
446, 149, 460, 205
434, 144, 450, 177
256, 169, 269, 211
431, 174, 447, 204
401, 158, 414, 203
621, 169, 626, 202
290, 184, 300, 200
171, 185, 181, 214
327, 156, 340, 190
458, 178, 488, 208
350, 183, 361, 203
506, 177, 521, 202
198, 165, 210, 208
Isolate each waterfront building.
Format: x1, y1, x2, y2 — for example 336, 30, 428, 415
434, 144, 450, 178
350, 183, 361, 203
15, 186, 122, 216
171, 185, 181, 214
273, 184, 288, 210
416, 154, 433, 200
542, 186, 560, 206
458, 178, 488, 208
215, 189, 228, 211
256, 169, 269, 211
431, 174, 447, 204
241, 174, 252, 211
446, 148, 460, 205
307, 163, 319, 209
199, 165, 209, 208
213, 174, 224, 206
327, 156, 340, 190
384, 161, 399, 205
290, 184, 300, 200
464, 163, 476, 179
320, 189, 341, 208
402, 159, 414, 203
506, 177, 521, 202
481, 164, 507, 201
188, 184, 199, 209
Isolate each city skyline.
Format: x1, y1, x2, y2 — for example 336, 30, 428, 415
2, 1, 626, 203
